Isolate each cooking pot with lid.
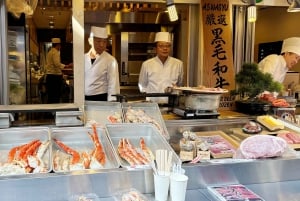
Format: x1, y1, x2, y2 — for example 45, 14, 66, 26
172, 86, 228, 111
179, 94, 222, 111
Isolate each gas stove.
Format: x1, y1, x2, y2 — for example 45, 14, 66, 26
172, 107, 220, 119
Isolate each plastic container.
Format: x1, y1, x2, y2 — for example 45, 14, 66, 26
112, 188, 149, 201
68, 193, 100, 201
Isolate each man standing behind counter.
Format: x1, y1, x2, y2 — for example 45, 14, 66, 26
258, 37, 300, 83
45, 38, 72, 103
84, 26, 120, 101
138, 32, 184, 103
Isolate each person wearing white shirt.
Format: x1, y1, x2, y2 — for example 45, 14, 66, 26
258, 37, 300, 83
84, 26, 120, 101
138, 32, 184, 103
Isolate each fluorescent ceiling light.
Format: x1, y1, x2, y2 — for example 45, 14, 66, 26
288, 0, 300, 12
166, 0, 178, 22
247, 5, 256, 22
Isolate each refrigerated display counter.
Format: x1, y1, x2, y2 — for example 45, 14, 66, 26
1, 118, 300, 201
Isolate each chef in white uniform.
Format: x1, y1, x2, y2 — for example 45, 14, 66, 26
138, 32, 184, 103
84, 26, 120, 101
258, 37, 300, 83
46, 38, 72, 103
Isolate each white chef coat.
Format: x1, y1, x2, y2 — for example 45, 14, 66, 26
84, 50, 120, 101
138, 56, 183, 103
139, 56, 183, 93
258, 54, 288, 83
45, 47, 65, 75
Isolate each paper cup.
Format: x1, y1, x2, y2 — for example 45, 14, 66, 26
153, 173, 170, 201
170, 174, 188, 201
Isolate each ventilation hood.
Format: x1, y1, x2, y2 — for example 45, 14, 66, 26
288, 0, 300, 12
85, 10, 178, 25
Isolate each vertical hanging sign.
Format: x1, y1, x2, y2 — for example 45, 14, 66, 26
201, 0, 235, 91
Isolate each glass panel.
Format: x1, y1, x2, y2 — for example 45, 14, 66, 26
3, 1, 74, 106
8, 26, 26, 105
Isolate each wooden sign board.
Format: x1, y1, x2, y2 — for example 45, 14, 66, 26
201, 0, 236, 110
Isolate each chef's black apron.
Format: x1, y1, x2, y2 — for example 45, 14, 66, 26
46, 74, 63, 103
85, 94, 108, 101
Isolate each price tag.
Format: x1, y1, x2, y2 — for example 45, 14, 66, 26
197, 150, 211, 160
180, 151, 194, 161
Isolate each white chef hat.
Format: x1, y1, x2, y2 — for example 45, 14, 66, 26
154, 32, 171, 43
51, 38, 61, 43
90, 26, 108, 39
281, 37, 300, 56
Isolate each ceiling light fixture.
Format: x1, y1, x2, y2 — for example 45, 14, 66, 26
49, 21, 54, 28
166, 0, 178, 22
248, 5, 257, 22
241, 0, 257, 22
288, 0, 300, 12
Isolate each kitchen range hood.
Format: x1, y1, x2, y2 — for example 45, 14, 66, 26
85, 10, 178, 25
288, 0, 300, 12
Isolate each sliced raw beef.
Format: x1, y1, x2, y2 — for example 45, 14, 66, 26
277, 133, 294, 144
240, 135, 287, 159
277, 131, 300, 144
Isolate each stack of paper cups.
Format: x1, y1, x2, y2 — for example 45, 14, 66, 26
153, 172, 170, 201
170, 173, 189, 201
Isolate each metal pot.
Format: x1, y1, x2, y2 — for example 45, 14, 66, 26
179, 94, 222, 111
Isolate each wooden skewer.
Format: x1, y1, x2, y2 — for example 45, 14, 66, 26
161, 150, 164, 173
156, 150, 161, 173
167, 151, 173, 173
155, 149, 173, 175
164, 150, 168, 173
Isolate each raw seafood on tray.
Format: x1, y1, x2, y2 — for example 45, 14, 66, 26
105, 123, 180, 168
113, 188, 149, 201
51, 125, 119, 172
123, 103, 170, 140
0, 127, 51, 176
84, 101, 124, 126
117, 137, 154, 166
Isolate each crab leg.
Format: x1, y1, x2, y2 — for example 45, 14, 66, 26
53, 139, 80, 164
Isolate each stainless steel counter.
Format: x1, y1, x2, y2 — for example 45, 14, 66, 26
201, 180, 300, 201
1, 118, 300, 201
2, 157, 300, 201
